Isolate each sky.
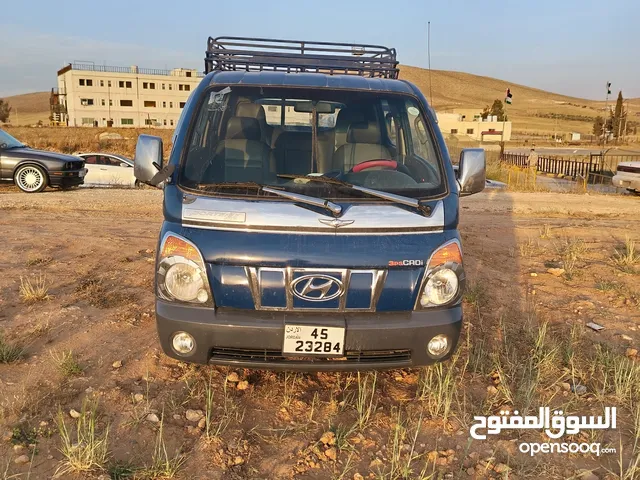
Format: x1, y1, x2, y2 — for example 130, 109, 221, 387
0, 0, 638, 99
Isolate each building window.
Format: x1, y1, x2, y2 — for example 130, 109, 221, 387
163, 119, 167, 126
119, 81, 124, 88
144, 118, 156, 126
81, 117, 94, 125
450, 129, 458, 134
149, 83, 155, 90
120, 100, 133, 107
179, 102, 186, 108
101, 99, 105, 106
119, 81, 132, 88
80, 98, 94, 106
86, 79, 93, 87
170, 119, 174, 126
109, 99, 113, 106
108, 81, 111, 87
268, 106, 277, 112
185, 84, 190, 91
121, 118, 134, 125
143, 82, 148, 89
162, 101, 166, 108
79, 79, 85, 86
162, 83, 165, 90
178, 84, 183, 91
466, 128, 474, 134
169, 102, 173, 108
144, 101, 156, 108
488, 128, 496, 132
186, 71, 192, 77
178, 84, 190, 92
169, 84, 172, 90
100, 80, 104, 87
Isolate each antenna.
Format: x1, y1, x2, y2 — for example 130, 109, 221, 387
427, 21, 433, 106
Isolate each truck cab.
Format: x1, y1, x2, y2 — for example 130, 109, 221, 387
134, 37, 485, 370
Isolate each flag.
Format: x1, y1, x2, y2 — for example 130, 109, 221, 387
607, 82, 611, 95
505, 88, 513, 104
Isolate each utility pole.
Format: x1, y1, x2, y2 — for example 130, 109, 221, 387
602, 82, 611, 145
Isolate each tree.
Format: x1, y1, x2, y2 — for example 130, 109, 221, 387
612, 91, 624, 138
592, 116, 604, 136
0, 99, 11, 123
480, 100, 506, 121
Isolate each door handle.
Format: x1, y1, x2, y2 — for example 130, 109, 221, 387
100, 168, 108, 171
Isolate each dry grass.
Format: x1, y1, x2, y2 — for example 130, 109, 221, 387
613, 236, 640, 273
0, 335, 24, 363
56, 398, 110, 476
50, 349, 83, 377
19, 274, 50, 303
3, 125, 174, 159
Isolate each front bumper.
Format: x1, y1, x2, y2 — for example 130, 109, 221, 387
49, 168, 87, 188
612, 173, 640, 191
156, 300, 463, 371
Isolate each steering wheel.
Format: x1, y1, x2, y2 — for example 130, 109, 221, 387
349, 159, 398, 173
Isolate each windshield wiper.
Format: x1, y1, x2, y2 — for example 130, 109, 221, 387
262, 186, 342, 215
196, 181, 342, 216
277, 174, 431, 215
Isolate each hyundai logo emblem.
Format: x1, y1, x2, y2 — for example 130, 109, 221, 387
291, 274, 344, 302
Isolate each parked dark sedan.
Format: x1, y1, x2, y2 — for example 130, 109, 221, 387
0, 129, 87, 193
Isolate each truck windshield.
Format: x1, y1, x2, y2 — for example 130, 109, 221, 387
180, 86, 446, 199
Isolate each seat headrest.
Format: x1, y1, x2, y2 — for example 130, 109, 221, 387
235, 102, 266, 122
347, 121, 383, 144
225, 117, 261, 141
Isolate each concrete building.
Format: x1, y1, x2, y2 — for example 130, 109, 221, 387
56, 63, 204, 128
436, 111, 512, 142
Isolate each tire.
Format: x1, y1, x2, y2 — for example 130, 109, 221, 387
14, 165, 48, 193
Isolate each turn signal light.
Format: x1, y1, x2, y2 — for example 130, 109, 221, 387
428, 241, 462, 269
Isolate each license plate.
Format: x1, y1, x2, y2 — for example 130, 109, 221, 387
283, 325, 345, 355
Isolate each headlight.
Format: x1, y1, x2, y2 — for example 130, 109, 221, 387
416, 240, 464, 309
420, 268, 459, 306
157, 233, 213, 306
165, 262, 207, 302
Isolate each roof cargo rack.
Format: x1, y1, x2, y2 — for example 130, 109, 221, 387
205, 36, 399, 79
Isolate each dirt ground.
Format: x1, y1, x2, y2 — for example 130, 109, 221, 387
0, 187, 639, 480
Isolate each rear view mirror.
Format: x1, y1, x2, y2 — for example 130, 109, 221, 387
134, 135, 164, 187
458, 148, 486, 197
294, 101, 336, 114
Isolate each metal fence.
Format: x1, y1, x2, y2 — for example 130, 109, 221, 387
69, 62, 205, 78
500, 153, 603, 181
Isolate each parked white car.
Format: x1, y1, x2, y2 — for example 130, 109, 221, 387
612, 162, 640, 195
75, 153, 138, 187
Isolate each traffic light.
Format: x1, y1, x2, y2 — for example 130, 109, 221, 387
607, 82, 612, 95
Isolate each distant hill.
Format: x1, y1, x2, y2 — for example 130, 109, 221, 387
2, 70, 638, 135
1, 91, 50, 126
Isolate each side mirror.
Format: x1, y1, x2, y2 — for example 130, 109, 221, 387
134, 135, 164, 187
458, 148, 486, 197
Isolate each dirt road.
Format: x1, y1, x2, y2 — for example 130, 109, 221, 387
0, 189, 638, 479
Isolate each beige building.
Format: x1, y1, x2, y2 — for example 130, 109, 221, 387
56, 63, 204, 128
436, 112, 512, 142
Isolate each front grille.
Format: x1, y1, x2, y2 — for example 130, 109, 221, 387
65, 161, 84, 170
210, 347, 411, 364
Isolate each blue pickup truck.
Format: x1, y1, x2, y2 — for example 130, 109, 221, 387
134, 37, 486, 371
